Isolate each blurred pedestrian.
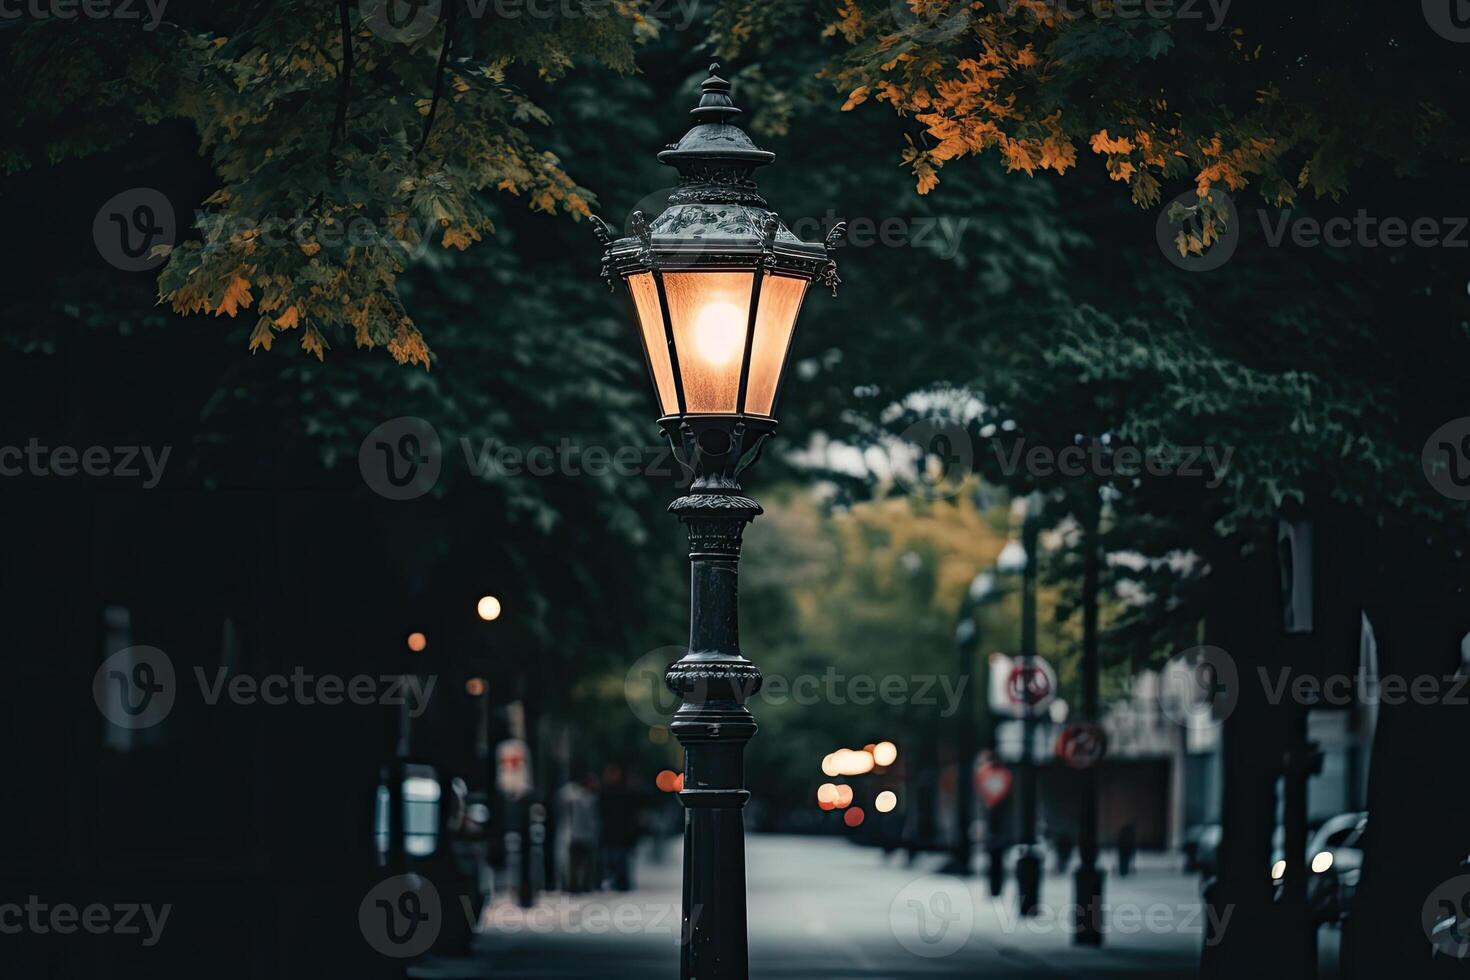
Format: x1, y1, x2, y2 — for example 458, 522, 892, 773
556, 772, 600, 893
598, 763, 641, 891
1117, 823, 1137, 877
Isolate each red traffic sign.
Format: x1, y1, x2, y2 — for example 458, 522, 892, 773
1056, 723, 1107, 770
976, 762, 1013, 809
1005, 657, 1056, 713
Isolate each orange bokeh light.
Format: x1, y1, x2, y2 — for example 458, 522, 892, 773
656, 770, 679, 793
844, 807, 866, 828
407, 632, 427, 653
465, 678, 486, 696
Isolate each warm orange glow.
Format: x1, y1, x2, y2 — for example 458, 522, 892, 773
875, 791, 898, 813
744, 273, 806, 416
465, 678, 486, 696
656, 770, 679, 793
827, 748, 876, 776
873, 741, 898, 767
834, 784, 854, 809
674, 773, 685, 792
628, 273, 679, 415
844, 807, 866, 828
816, 783, 839, 805
476, 595, 502, 621
406, 632, 427, 653
663, 271, 753, 413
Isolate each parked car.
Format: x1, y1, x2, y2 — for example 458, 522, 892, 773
1269, 811, 1366, 925
1187, 823, 1222, 875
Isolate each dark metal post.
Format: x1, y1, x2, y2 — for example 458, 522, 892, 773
1016, 500, 1043, 916
1073, 486, 1105, 945
944, 571, 995, 877
665, 486, 763, 980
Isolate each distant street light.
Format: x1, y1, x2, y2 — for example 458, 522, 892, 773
476, 595, 502, 621
591, 63, 844, 980
406, 631, 427, 653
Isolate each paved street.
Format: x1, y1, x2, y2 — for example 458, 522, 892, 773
413, 836, 1216, 978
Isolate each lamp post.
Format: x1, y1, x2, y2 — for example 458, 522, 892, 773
591, 64, 844, 980
945, 569, 1001, 877
1015, 494, 1044, 917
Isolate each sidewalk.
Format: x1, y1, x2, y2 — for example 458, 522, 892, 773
411, 836, 1214, 978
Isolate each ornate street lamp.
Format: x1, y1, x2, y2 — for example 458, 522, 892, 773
591, 64, 844, 980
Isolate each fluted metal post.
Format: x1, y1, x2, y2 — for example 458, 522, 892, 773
665, 485, 763, 980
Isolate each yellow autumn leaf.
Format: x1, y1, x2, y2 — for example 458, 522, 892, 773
273, 305, 300, 330
215, 275, 253, 318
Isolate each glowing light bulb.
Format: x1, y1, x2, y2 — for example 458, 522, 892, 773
873, 741, 898, 767
477, 595, 502, 621
875, 791, 898, 813
692, 301, 745, 365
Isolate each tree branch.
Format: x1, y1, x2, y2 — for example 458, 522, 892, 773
416, 0, 458, 157
330, 0, 353, 152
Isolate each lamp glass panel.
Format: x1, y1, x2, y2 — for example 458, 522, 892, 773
744, 273, 808, 417
626, 272, 679, 415
662, 271, 755, 414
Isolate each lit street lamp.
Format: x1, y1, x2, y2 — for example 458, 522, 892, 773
591, 64, 844, 980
